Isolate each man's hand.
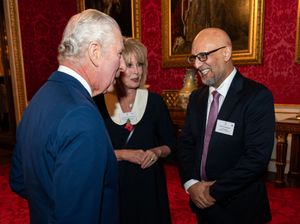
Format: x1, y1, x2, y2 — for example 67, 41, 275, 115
188, 181, 216, 209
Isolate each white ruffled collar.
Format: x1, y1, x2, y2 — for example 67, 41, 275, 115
104, 89, 148, 125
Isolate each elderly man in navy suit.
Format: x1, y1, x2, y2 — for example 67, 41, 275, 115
9, 9, 125, 223
177, 27, 275, 224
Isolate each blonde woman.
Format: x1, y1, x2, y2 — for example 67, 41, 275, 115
95, 38, 176, 224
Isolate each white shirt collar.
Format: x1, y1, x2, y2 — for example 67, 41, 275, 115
58, 65, 92, 96
209, 67, 237, 98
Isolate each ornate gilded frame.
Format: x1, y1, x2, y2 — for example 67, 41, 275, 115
3, 0, 27, 123
77, 0, 141, 39
161, 0, 264, 68
295, 1, 300, 63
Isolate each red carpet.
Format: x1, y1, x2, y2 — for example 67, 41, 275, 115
1, 163, 300, 223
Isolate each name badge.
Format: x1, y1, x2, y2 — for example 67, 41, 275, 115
215, 119, 235, 136
119, 112, 137, 123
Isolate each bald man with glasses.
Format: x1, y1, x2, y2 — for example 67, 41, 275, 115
177, 27, 275, 224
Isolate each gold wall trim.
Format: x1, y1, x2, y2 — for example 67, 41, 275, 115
3, 0, 27, 123
295, 0, 300, 63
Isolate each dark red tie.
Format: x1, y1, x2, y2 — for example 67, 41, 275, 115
201, 91, 220, 180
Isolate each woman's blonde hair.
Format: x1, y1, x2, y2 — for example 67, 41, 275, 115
115, 38, 148, 97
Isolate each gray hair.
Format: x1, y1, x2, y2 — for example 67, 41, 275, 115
58, 9, 120, 62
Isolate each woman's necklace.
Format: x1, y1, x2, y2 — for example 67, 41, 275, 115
120, 90, 136, 112
120, 97, 135, 112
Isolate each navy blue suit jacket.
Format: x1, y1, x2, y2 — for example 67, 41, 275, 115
177, 71, 275, 224
10, 71, 119, 223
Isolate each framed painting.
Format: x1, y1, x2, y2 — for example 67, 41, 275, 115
2, 0, 27, 122
77, 0, 141, 39
161, 0, 264, 68
0, 0, 27, 145
295, 0, 300, 63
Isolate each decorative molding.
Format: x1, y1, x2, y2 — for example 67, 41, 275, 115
295, 0, 300, 63
161, 90, 179, 108
275, 104, 300, 117
132, 0, 141, 39
3, 0, 27, 123
76, 0, 85, 12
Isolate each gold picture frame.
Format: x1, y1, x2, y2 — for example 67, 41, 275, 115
161, 0, 264, 68
3, 0, 27, 123
77, 0, 141, 39
295, 1, 300, 63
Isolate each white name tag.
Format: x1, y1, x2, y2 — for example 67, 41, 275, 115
119, 112, 137, 123
215, 119, 235, 136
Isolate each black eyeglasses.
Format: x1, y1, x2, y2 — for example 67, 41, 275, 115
187, 46, 226, 64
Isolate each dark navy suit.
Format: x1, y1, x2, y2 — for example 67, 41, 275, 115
10, 71, 119, 223
177, 71, 275, 224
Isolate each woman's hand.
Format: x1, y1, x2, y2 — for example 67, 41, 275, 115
140, 149, 158, 169
115, 145, 171, 168
115, 149, 145, 165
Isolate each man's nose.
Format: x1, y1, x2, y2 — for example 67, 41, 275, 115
119, 55, 126, 72
194, 57, 204, 69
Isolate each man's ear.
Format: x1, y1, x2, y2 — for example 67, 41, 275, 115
223, 46, 232, 62
88, 42, 101, 66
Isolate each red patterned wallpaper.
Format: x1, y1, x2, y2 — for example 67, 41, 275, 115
18, 0, 300, 104
141, 0, 300, 104
18, 0, 77, 99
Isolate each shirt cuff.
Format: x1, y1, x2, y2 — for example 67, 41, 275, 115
184, 179, 199, 193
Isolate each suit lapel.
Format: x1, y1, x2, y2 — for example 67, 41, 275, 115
196, 72, 245, 136
192, 86, 210, 161
208, 71, 244, 151
196, 86, 210, 135
217, 71, 244, 121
